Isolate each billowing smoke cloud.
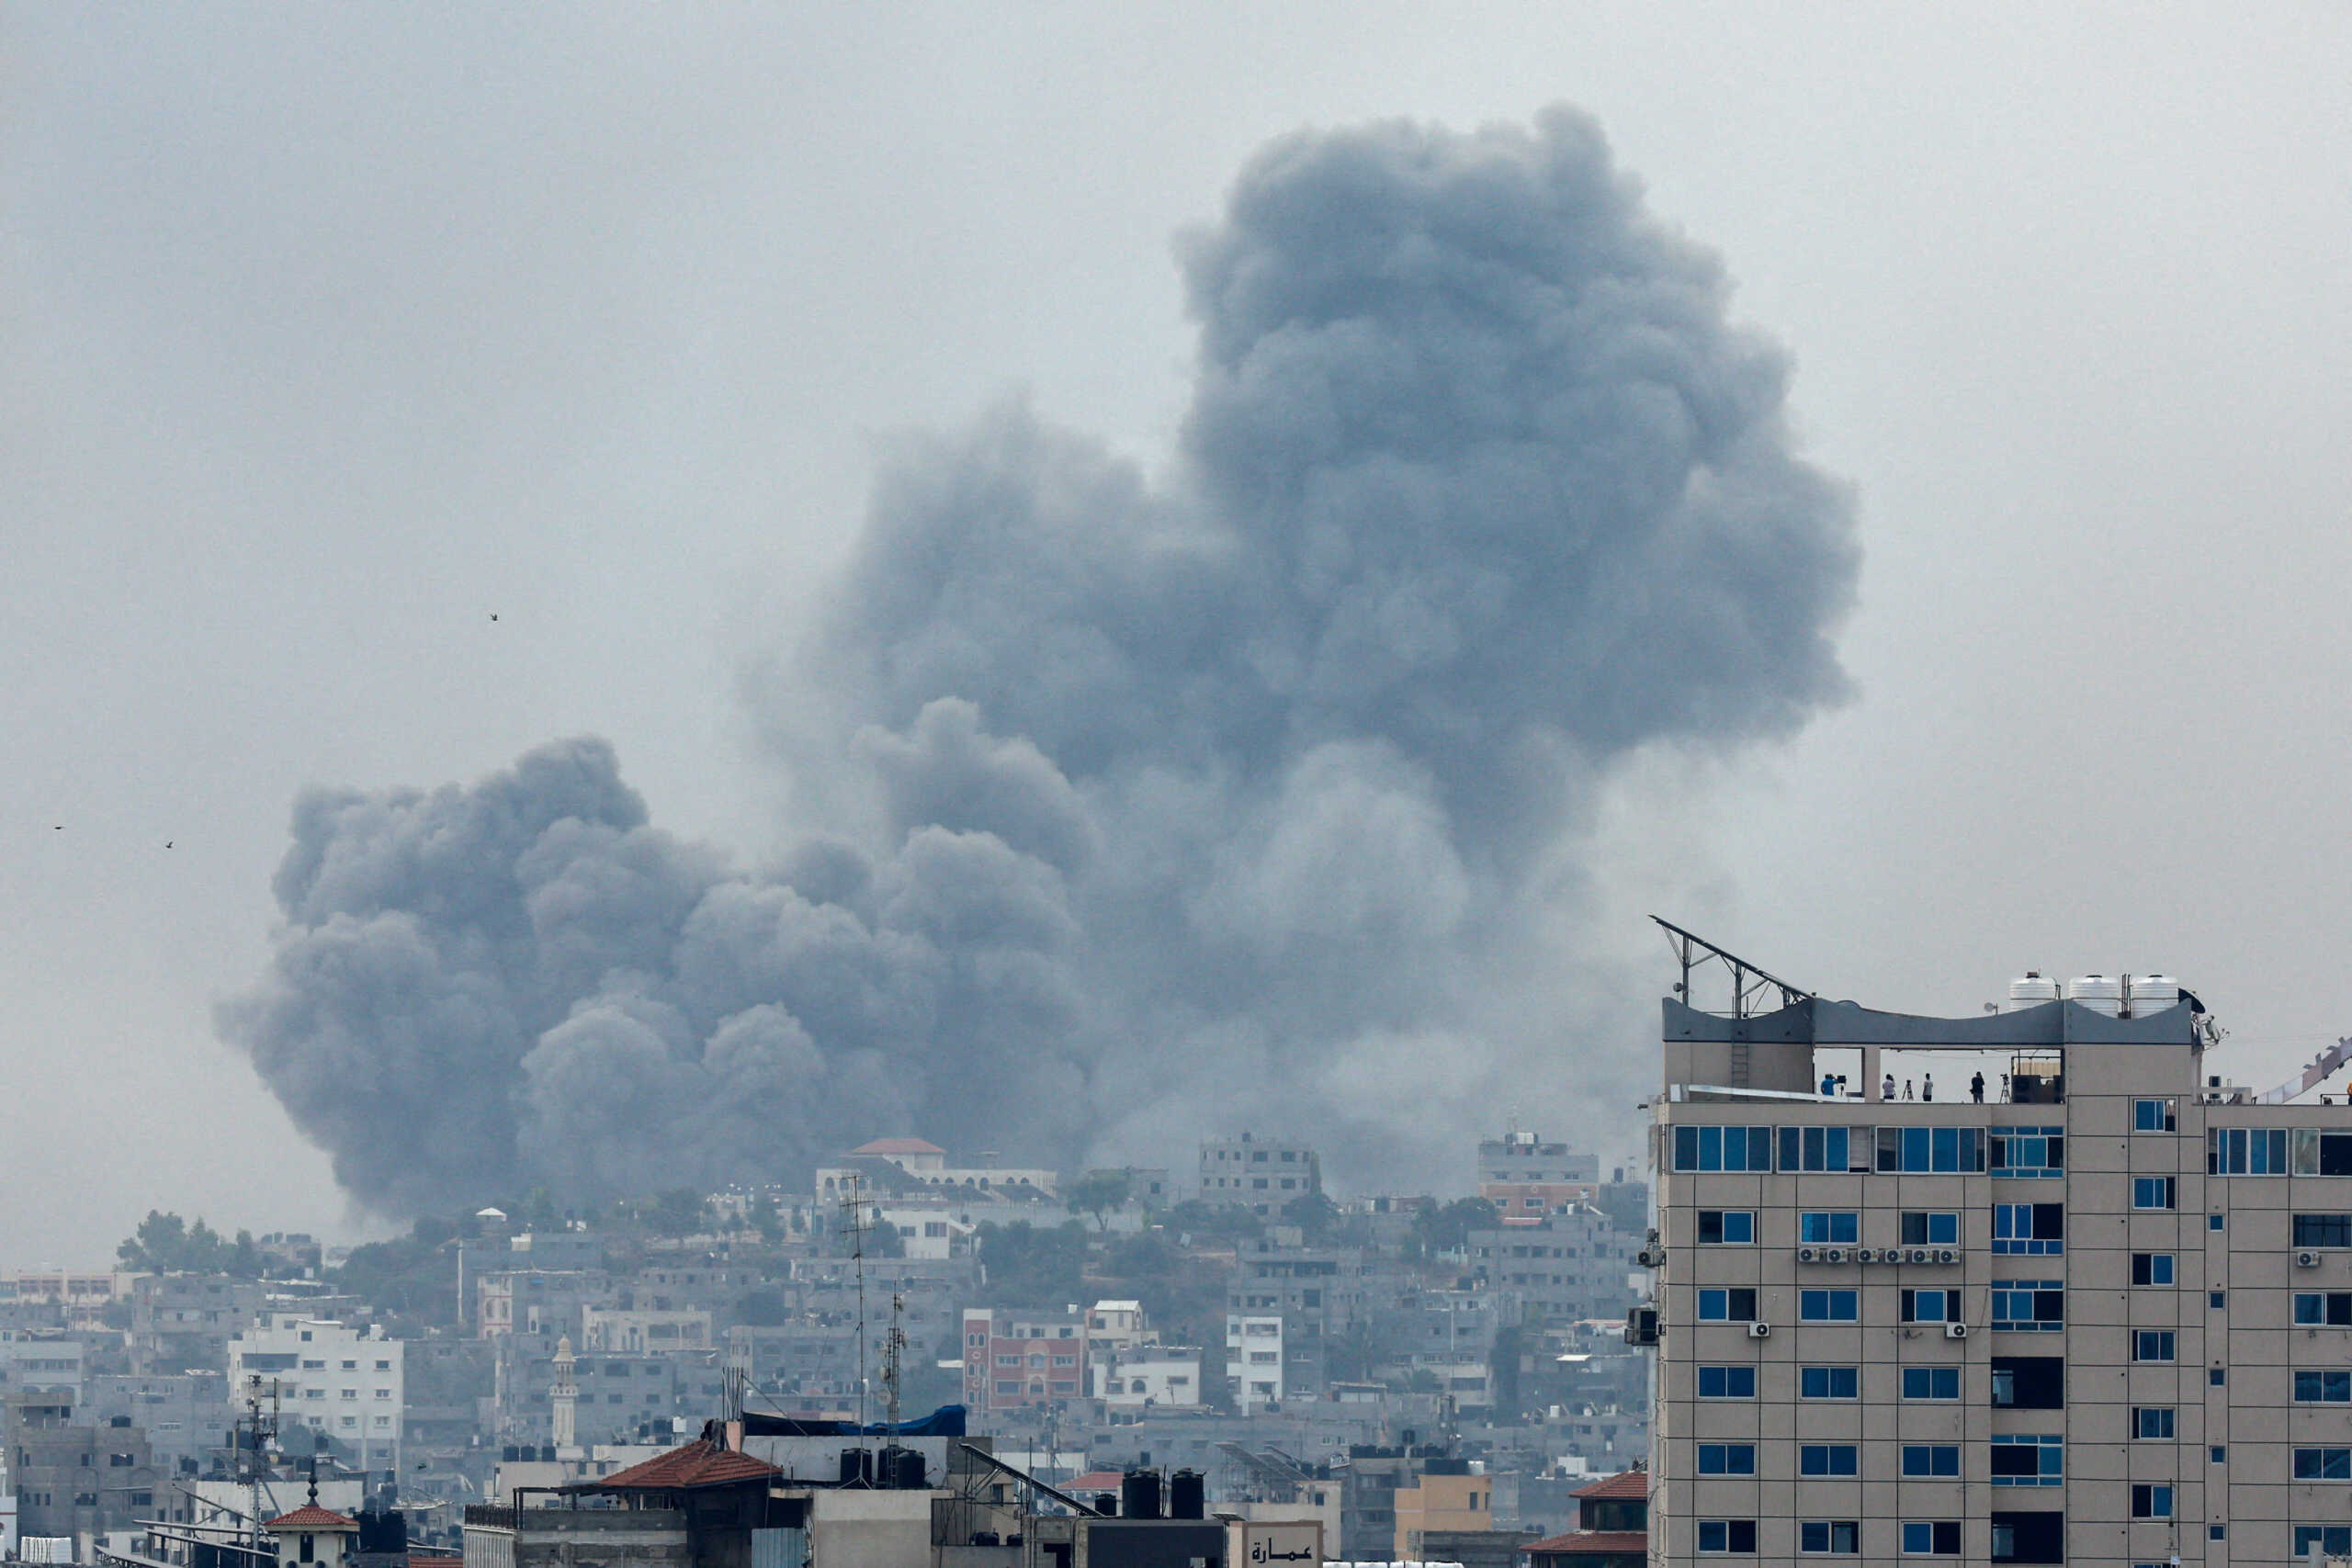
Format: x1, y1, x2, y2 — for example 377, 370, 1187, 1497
222, 107, 1857, 1214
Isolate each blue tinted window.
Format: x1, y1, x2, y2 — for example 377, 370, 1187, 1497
1699, 1444, 1756, 1476
1992, 1280, 2064, 1330
1781, 1125, 1852, 1172
1801, 1289, 1859, 1322
1991, 1434, 2064, 1485
2298, 1371, 2352, 1404
1800, 1213, 1858, 1245
1700, 1210, 1755, 1245
1699, 1365, 1757, 1399
1801, 1366, 1858, 1399
1994, 1203, 2064, 1255
2209, 1126, 2288, 1174
1800, 1444, 1859, 1476
1991, 1127, 2063, 1177
1901, 1445, 1960, 1478
1903, 1367, 1960, 1400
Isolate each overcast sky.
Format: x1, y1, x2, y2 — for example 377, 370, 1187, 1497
5, 5, 2348, 1262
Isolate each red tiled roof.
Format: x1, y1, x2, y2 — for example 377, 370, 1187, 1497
1526, 1530, 1646, 1557
1064, 1471, 1126, 1494
410, 1557, 463, 1568
1569, 1469, 1647, 1500
853, 1137, 946, 1156
263, 1505, 357, 1530
594, 1438, 782, 1492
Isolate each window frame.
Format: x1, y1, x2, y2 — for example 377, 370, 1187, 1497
1799, 1443, 1860, 1477
1800, 1365, 1859, 1400
1697, 1365, 1757, 1400
1901, 1521, 1962, 1557
1901, 1444, 1962, 1478
1800, 1288, 1860, 1323
1697, 1520, 1757, 1555
1902, 1366, 1962, 1401
1799, 1521, 1860, 1556
1699, 1210, 1757, 1246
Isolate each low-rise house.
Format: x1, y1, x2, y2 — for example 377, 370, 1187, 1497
1521, 1469, 1646, 1568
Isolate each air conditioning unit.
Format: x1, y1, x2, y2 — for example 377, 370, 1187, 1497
1797, 1247, 1820, 1264
1623, 1305, 1659, 1347
1646, 1227, 1660, 1243
2298, 1250, 2324, 1268
1747, 1322, 1771, 1339
1936, 1248, 1960, 1265
1944, 1322, 1970, 1340
1854, 1247, 1878, 1264
1907, 1248, 1930, 1265
1635, 1247, 1664, 1269
1824, 1247, 1849, 1264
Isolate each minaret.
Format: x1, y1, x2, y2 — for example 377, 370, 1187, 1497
550, 1334, 579, 1454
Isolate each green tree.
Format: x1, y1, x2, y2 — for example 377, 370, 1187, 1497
1063, 1170, 1132, 1232
646, 1189, 710, 1237
118, 1211, 234, 1273
1411, 1197, 1500, 1258
518, 1188, 562, 1235
972, 1221, 1088, 1303
750, 1192, 786, 1245
1282, 1190, 1341, 1243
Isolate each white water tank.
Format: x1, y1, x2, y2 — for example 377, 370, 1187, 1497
2126, 974, 2182, 1017
2006, 973, 2061, 1011
2069, 975, 2123, 1016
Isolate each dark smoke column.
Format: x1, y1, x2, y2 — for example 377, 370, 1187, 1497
224, 107, 1858, 1218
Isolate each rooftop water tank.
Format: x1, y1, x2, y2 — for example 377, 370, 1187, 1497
2069, 975, 2123, 1016
2006, 973, 2061, 1012
2126, 974, 2182, 1018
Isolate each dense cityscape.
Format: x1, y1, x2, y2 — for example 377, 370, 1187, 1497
0, 1124, 1652, 1568
13, 9, 2342, 1568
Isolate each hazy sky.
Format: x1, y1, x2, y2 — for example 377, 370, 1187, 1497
6, 6, 2348, 1261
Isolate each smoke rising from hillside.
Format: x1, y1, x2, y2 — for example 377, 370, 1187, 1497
221, 107, 1857, 1214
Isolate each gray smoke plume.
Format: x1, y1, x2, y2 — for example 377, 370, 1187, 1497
222, 107, 1857, 1215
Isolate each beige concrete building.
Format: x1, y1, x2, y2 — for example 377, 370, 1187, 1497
1648, 965, 2352, 1566
1393, 1470, 1496, 1559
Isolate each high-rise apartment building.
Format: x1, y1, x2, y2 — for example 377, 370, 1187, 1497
1648, 967, 2352, 1566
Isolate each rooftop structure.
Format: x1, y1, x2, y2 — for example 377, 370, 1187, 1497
1645, 939, 2352, 1567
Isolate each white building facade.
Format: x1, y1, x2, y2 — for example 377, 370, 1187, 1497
1225, 1314, 1284, 1410
224, 1316, 403, 1472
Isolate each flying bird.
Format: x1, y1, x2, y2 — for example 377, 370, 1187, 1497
490, 613, 499, 622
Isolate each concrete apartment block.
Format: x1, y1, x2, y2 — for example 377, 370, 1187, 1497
1648, 970, 2352, 1567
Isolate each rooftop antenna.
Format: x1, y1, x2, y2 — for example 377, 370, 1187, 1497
838, 1174, 875, 1482
882, 1291, 907, 1437
241, 1375, 281, 1562
1651, 916, 1813, 1020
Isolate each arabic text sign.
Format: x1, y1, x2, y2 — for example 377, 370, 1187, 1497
1234, 1521, 1324, 1567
